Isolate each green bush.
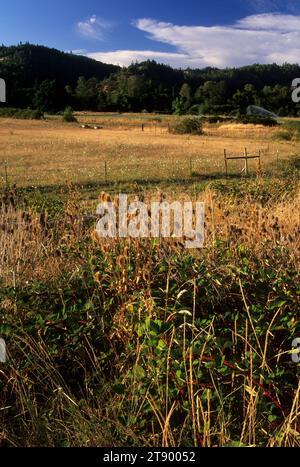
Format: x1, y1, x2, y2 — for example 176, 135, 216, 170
283, 121, 300, 140
275, 131, 293, 141
206, 115, 234, 124
238, 114, 278, 126
206, 115, 221, 124
31, 109, 44, 120
188, 104, 202, 115
170, 117, 203, 135
62, 106, 77, 123
0, 107, 43, 119
149, 117, 162, 123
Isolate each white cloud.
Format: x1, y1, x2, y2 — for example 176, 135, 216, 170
66, 49, 88, 55
87, 13, 300, 68
87, 50, 191, 67
236, 12, 300, 30
77, 15, 112, 40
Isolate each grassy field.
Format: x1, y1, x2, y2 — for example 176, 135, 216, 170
0, 114, 298, 189
0, 113, 299, 447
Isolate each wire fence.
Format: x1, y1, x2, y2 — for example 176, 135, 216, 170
0, 148, 284, 190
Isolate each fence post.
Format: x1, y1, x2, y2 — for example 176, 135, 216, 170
224, 149, 228, 178
142, 123, 144, 132
258, 149, 261, 173
4, 161, 8, 188
105, 161, 108, 184
244, 148, 249, 176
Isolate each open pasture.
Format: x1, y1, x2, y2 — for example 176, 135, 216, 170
0, 114, 298, 189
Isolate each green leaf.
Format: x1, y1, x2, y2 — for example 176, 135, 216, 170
112, 384, 125, 395
268, 299, 287, 310
268, 414, 278, 422
157, 339, 167, 351
134, 365, 145, 379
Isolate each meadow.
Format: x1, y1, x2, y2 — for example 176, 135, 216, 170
0, 113, 299, 447
0, 113, 298, 188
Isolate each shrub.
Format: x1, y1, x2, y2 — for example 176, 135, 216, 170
206, 115, 220, 124
188, 104, 202, 115
275, 131, 293, 141
284, 120, 300, 140
238, 114, 278, 126
0, 107, 43, 119
30, 109, 44, 120
62, 106, 77, 123
149, 117, 162, 123
170, 117, 203, 135
206, 115, 235, 124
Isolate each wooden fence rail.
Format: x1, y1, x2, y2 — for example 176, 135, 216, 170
224, 148, 261, 177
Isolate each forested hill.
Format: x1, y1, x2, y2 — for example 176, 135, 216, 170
0, 43, 299, 115
0, 43, 119, 107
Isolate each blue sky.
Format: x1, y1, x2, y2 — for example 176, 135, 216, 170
1, 0, 300, 67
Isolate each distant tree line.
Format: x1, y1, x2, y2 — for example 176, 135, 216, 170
0, 44, 300, 116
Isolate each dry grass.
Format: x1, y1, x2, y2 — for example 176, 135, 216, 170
0, 116, 298, 188
0, 114, 299, 447
0, 181, 299, 446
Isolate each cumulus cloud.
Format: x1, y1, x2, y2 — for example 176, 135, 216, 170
77, 15, 112, 40
87, 50, 191, 67
236, 12, 300, 30
87, 13, 300, 68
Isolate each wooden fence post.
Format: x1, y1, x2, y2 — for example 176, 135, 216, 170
4, 161, 8, 188
244, 148, 249, 176
105, 161, 108, 184
224, 149, 228, 178
225, 149, 260, 177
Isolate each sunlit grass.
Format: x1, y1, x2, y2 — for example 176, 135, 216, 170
0, 115, 299, 447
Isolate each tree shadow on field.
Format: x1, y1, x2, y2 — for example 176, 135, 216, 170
18, 171, 262, 199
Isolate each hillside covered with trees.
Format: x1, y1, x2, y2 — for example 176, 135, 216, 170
0, 43, 299, 115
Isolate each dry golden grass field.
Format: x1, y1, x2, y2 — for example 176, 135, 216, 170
0, 114, 298, 189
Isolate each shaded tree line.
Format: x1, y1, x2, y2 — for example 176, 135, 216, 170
0, 44, 300, 116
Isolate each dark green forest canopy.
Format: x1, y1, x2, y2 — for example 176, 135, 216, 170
0, 43, 299, 115
0, 43, 118, 108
